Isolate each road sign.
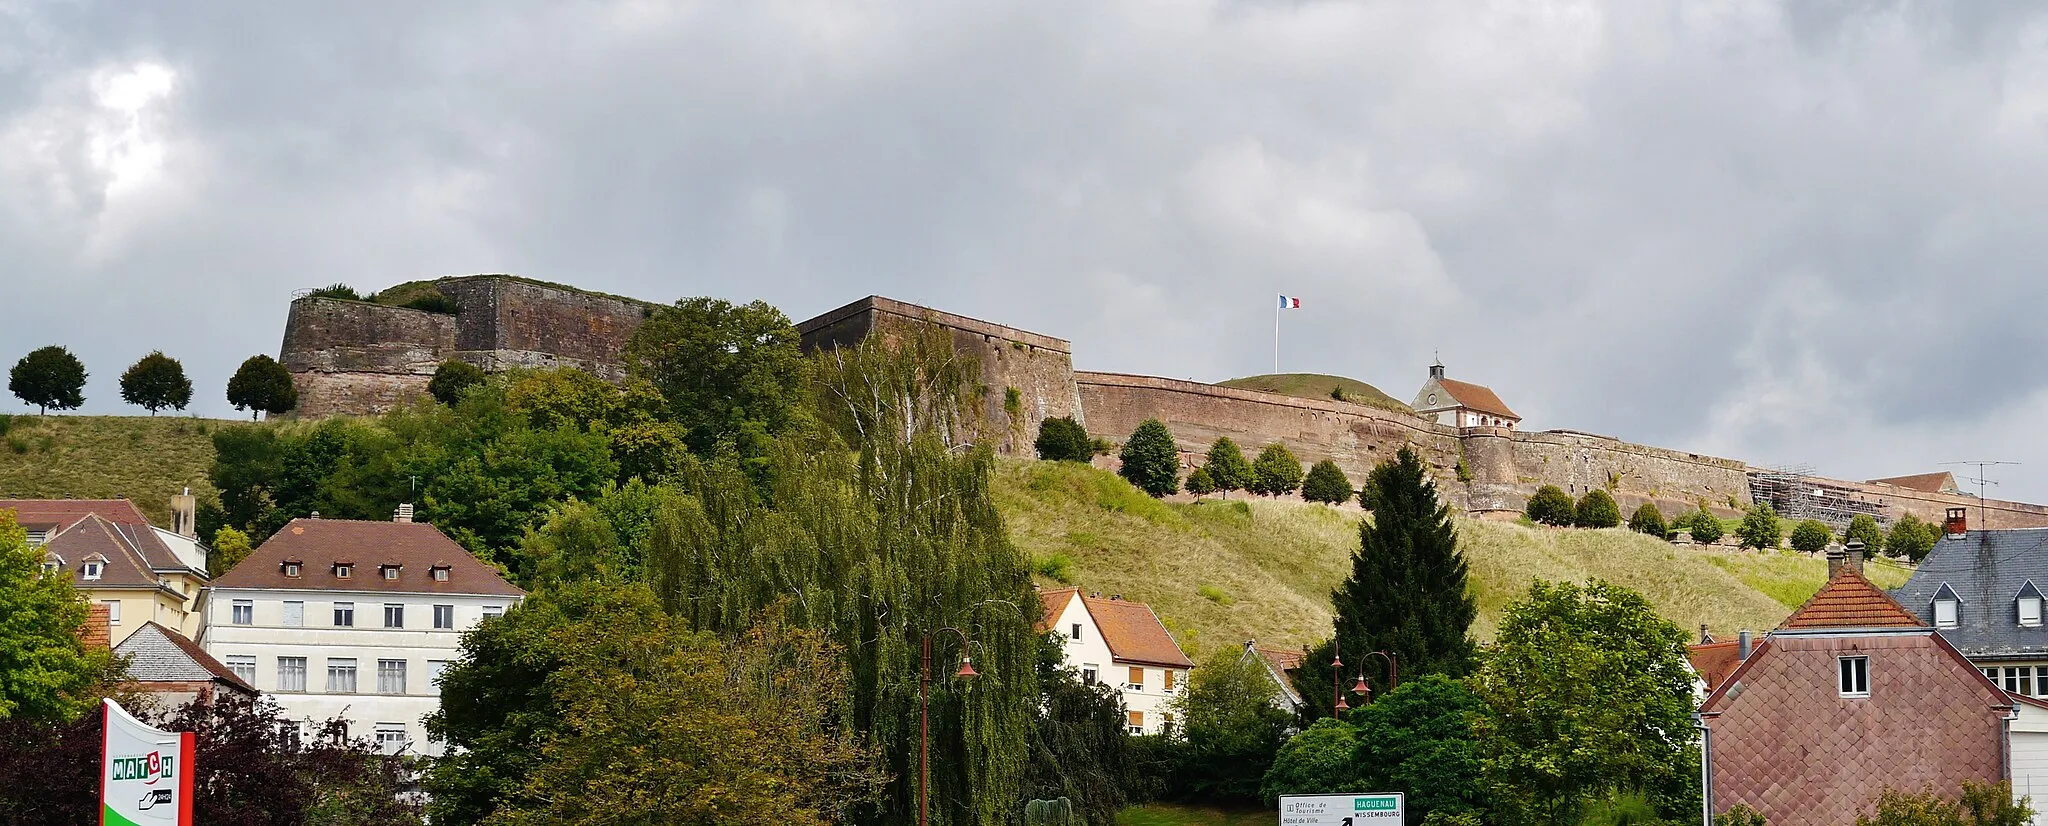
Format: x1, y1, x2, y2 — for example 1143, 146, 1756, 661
100, 699, 194, 826
1279, 793, 1405, 825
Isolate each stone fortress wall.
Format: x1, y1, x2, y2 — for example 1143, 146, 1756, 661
279, 277, 2048, 528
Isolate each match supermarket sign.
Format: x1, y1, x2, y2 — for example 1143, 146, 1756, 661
1278, 793, 1404, 825
100, 699, 194, 826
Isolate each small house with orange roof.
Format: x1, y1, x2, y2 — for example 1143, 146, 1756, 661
1409, 361, 1520, 430
1037, 586, 1195, 735
1697, 543, 2013, 826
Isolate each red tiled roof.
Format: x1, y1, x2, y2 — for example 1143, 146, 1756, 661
1437, 377, 1520, 421
212, 518, 524, 597
1035, 587, 1080, 633
1079, 593, 1194, 668
1779, 567, 1925, 630
80, 604, 111, 649
1868, 472, 1959, 494
1255, 645, 1306, 672
1688, 640, 1742, 692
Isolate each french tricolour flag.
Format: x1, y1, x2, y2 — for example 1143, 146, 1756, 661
1278, 295, 1301, 309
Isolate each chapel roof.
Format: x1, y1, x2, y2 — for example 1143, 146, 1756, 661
1436, 377, 1520, 421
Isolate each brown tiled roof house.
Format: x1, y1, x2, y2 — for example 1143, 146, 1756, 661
210, 517, 523, 597
1698, 545, 2012, 826
1409, 362, 1521, 429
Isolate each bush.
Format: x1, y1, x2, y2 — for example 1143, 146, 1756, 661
1853, 780, 2031, 826
1260, 718, 1360, 802
402, 292, 460, 314
1686, 509, 1725, 544
1035, 416, 1094, 462
1789, 519, 1833, 554
305, 283, 362, 300
428, 360, 488, 406
1185, 466, 1218, 497
1627, 503, 1667, 538
1034, 553, 1075, 584
1737, 504, 1782, 550
1118, 419, 1182, 498
1886, 513, 1939, 562
1525, 485, 1575, 526
1574, 489, 1621, 529
1720, 804, 1768, 826
1248, 443, 1304, 497
1301, 459, 1353, 504
1844, 513, 1885, 552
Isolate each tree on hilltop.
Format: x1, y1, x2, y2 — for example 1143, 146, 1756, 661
9, 346, 85, 415
1685, 508, 1725, 544
1205, 437, 1252, 498
1737, 504, 1782, 551
1301, 459, 1353, 505
1119, 419, 1181, 497
1573, 489, 1621, 529
428, 360, 487, 406
119, 351, 192, 415
1628, 503, 1667, 538
226, 354, 297, 420
1844, 513, 1885, 552
1789, 519, 1833, 554
1249, 443, 1304, 497
1034, 416, 1093, 462
1524, 485, 1574, 526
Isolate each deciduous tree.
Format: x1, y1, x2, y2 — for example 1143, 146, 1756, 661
1686, 508, 1725, 544
1034, 416, 1093, 462
209, 526, 254, 577
1300, 459, 1353, 504
1574, 489, 1622, 529
119, 351, 193, 415
1628, 504, 1667, 538
1887, 513, 1939, 562
1790, 519, 1833, 553
0, 510, 116, 722
226, 355, 298, 420
624, 297, 811, 455
1204, 437, 1252, 498
1844, 514, 1886, 553
1737, 504, 1783, 550
1171, 647, 1292, 804
1119, 419, 1181, 497
9, 346, 85, 415
427, 360, 486, 406
1184, 466, 1218, 497
1524, 485, 1574, 526
1248, 443, 1303, 497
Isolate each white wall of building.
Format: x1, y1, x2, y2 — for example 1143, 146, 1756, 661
200, 587, 517, 757
1045, 594, 1187, 736
2011, 699, 2048, 825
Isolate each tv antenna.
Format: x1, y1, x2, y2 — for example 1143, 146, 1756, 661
1941, 460, 2019, 530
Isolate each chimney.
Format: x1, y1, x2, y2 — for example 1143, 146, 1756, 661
1946, 507, 1969, 540
1698, 624, 1713, 644
1844, 539, 1866, 575
1429, 360, 1446, 380
309, 511, 320, 519
170, 487, 197, 539
1826, 545, 1847, 580
1738, 630, 1752, 661
393, 503, 414, 524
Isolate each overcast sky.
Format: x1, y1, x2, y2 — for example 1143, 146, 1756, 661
7, 1, 2048, 499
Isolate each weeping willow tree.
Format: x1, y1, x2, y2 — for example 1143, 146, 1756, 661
646, 322, 1039, 826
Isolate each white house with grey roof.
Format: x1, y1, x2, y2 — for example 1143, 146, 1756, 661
1893, 525, 2048, 698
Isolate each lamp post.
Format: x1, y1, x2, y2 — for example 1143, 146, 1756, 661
1331, 640, 1373, 714
921, 627, 978, 826
1361, 650, 1398, 703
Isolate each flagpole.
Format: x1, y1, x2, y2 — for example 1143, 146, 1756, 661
1273, 297, 1280, 374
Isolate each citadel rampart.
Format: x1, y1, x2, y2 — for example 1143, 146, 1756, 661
280, 282, 2048, 527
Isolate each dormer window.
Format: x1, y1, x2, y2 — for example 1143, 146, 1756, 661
380, 564, 401, 580
82, 561, 104, 581
1932, 583, 1962, 629
24, 529, 47, 546
283, 561, 302, 578
431, 565, 450, 582
334, 563, 353, 579
2018, 581, 2044, 628
39, 554, 62, 577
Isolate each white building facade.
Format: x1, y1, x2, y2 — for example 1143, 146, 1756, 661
200, 515, 523, 756
1038, 587, 1194, 736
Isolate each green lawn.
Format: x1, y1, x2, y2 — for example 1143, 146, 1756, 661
0, 414, 226, 523
1117, 802, 1271, 826
1215, 373, 1413, 415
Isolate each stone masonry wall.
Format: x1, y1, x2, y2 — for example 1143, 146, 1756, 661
279, 297, 454, 418
437, 276, 652, 380
1512, 429, 1754, 519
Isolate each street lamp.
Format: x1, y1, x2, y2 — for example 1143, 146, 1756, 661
921, 626, 977, 826
1332, 641, 1375, 713
1360, 650, 1398, 703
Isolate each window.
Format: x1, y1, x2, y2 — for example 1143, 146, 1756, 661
333, 563, 352, 579
82, 561, 103, 581
103, 600, 121, 624
433, 604, 454, 629
25, 529, 47, 546
326, 658, 358, 693
482, 606, 504, 619
1164, 669, 1177, 691
1935, 598, 1960, 628
428, 660, 450, 693
1127, 666, 1146, 691
1127, 710, 1145, 735
2023, 598, 2043, 628
226, 655, 256, 685
333, 602, 354, 627
1839, 656, 1869, 697
431, 566, 450, 582
231, 599, 253, 625
1081, 665, 1099, 686
282, 601, 303, 627
277, 657, 307, 692
377, 659, 407, 695
381, 565, 400, 580
1069, 623, 1082, 641
38, 558, 58, 576
383, 604, 404, 628
2007, 666, 2038, 696
373, 724, 408, 755
282, 560, 302, 577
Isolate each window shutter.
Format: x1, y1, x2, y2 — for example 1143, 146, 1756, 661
1164, 669, 1176, 690
1129, 666, 1145, 688
1127, 710, 1143, 727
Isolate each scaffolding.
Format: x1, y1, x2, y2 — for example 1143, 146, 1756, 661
1747, 466, 1886, 530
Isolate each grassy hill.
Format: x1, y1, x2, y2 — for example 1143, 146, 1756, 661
0, 414, 224, 524
995, 459, 1911, 657
1216, 373, 1414, 415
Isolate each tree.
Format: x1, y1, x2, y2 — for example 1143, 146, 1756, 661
1205, 437, 1252, 498
1627, 503, 1667, 538
9, 346, 85, 415
1887, 513, 1940, 562
226, 355, 298, 420
1171, 647, 1292, 804
427, 360, 486, 406
0, 509, 117, 722
1574, 489, 1622, 529
1118, 419, 1181, 497
1686, 508, 1725, 544
1260, 718, 1359, 800
623, 297, 810, 455
1349, 674, 1487, 823
1472, 580, 1698, 825
1307, 447, 1475, 722
1737, 503, 1782, 550
1023, 634, 1133, 826
1790, 519, 1833, 553
1844, 513, 1885, 552
119, 351, 192, 415
1301, 459, 1353, 504
1034, 416, 1093, 462
1184, 466, 1218, 497
1249, 443, 1304, 497
209, 526, 254, 577
1524, 485, 1575, 526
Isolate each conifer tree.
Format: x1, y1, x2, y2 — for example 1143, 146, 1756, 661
1301, 459, 1353, 504
1326, 446, 1476, 707
1205, 437, 1252, 498
1118, 419, 1181, 497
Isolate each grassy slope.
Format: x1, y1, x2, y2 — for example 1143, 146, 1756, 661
1215, 373, 1413, 415
0, 414, 224, 524
996, 459, 1910, 656
1117, 803, 1269, 826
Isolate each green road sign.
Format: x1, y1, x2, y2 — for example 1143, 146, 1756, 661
1278, 793, 1405, 824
